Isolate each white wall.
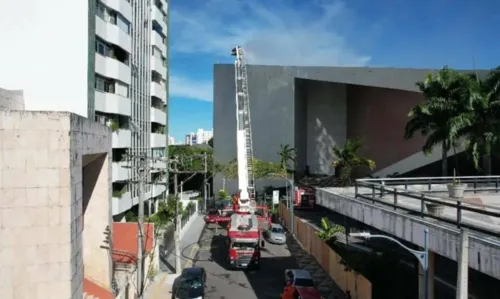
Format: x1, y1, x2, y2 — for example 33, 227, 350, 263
0, 0, 91, 117
306, 81, 347, 175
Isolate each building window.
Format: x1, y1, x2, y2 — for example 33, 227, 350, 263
96, 1, 106, 19
96, 40, 109, 56
95, 76, 115, 93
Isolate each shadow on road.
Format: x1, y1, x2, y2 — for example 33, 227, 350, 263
243, 255, 297, 299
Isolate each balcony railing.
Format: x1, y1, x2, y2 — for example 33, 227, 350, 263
355, 176, 500, 237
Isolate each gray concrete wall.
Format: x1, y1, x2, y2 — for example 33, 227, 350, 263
213, 65, 296, 193
315, 187, 500, 280
305, 80, 346, 175
213, 64, 488, 193
0, 88, 24, 110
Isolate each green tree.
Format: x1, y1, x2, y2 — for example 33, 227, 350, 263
332, 138, 375, 186
278, 144, 296, 175
208, 137, 213, 148
458, 68, 500, 174
217, 158, 281, 180
404, 66, 472, 176
316, 217, 345, 245
148, 195, 184, 225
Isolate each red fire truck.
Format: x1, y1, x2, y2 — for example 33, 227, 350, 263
294, 187, 316, 209
226, 213, 263, 270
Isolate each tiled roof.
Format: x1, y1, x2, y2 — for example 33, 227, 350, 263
112, 222, 155, 264
83, 277, 113, 299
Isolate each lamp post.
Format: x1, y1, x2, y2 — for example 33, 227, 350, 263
350, 229, 429, 299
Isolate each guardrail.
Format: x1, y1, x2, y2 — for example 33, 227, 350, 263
354, 176, 500, 237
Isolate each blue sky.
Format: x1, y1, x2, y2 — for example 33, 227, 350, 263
168, 0, 500, 141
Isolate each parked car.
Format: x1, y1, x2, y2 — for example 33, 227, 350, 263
171, 267, 207, 299
204, 209, 219, 224
284, 269, 323, 299
264, 223, 286, 245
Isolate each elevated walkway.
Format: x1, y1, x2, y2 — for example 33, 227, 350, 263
314, 176, 500, 281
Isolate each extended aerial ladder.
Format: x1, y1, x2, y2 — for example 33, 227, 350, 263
231, 46, 256, 214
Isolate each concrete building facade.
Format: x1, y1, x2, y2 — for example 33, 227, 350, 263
0, 0, 170, 219
0, 111, 113, 298
213, 64, 486, 193
0, 88, 24, 110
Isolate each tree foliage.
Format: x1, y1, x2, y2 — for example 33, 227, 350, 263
332, 138, 375, 185
316, 217, 345, 244
217, 158, 283, 180
148, 195, 184, 227
405, 66, 500, 175
208, 137, 213, 148
278, 144, 296, 175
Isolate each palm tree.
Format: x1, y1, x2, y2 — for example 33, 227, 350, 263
332, 138, 375, 186
278, 144, 296, 175
278, 144, 296, 199
459, 68, 500, 174
316, 217, 345, 245
404, 66, 472, 176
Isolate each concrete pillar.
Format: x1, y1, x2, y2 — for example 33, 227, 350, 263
456, 229, 469, 299
418, 250, 435, 299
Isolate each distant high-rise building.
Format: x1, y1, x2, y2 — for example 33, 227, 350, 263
185, 128, 213, 145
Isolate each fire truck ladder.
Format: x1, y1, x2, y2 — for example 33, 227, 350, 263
233, 46, 256, 200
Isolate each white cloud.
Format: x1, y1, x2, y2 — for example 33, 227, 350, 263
171, 0, 371, 66
170, 76, 213, 102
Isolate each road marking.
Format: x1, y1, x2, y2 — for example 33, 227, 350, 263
183, 243, 199, 268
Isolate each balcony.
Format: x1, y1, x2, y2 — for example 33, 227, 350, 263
94, 91, 131, 117
95, 17, 131, 54
112, 161, 130, 182
112, 190, 156, 215
151, 184, 166, 198
151, 81, 166, 102
112, 129, 132, 148
150, 160, 167, 172
150, 133, 166, 148
112, 191, 131, 215
152, 6, 167, 36
151, 56, 166, 79
95, 54, 131, 85
160, 0, 168, 14
151, 31, 166, 55
150, 107, 166, 125
101, 0, 132, 21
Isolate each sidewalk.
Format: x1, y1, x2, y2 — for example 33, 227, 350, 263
144, 215, 205, 298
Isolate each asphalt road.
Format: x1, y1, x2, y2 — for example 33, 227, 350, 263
194, 224, 297, 299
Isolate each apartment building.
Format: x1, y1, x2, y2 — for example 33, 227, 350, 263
0, 0, 169, 220
92, 0, 169, 220
185, 128, 213, 145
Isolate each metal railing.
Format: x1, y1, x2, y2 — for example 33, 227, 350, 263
354, 176, 500, 237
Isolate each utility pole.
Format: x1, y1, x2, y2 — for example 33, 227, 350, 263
204, 152, 208, 212
123, 153, 150, 299
137, 176, 146, 299
172, 158, 181, 274
167, 153, 211, 273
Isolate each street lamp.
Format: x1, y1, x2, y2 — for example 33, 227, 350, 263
349, 229, 429, 299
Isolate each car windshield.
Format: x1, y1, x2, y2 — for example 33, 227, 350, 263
232, 242, 258, 250
208, 210, 218, 215
294, 278, 315, 287
271, 227, 284, 233
179, 277, 203, 289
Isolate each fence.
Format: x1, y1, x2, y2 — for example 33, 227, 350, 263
279, 204, 372, 299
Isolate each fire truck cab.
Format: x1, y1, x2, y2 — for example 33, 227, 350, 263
226, 213, 263, 270
294, 187, 316, 209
